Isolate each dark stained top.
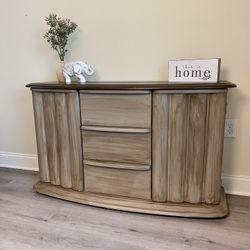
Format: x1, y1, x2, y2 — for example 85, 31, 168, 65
26, 81, 237, 90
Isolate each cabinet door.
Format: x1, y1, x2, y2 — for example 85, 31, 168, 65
32, 90, 83, 191
152, 90, 227, 204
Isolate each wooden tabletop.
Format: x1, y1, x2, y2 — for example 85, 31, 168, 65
26, 81, 237, 90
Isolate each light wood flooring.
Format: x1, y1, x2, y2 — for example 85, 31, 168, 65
0, 168, 250, 250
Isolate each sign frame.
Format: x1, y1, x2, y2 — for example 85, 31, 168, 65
168, 58, 221, 83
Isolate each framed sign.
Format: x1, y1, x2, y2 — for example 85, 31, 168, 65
168, 58, 221, 83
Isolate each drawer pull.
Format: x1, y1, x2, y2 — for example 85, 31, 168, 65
83, 160, 151, 171
81, 125, 151, 134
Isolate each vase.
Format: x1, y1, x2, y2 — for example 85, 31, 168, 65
56, 61, 65, 83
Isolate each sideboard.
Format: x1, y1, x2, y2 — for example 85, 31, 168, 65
26, 81, 236, 218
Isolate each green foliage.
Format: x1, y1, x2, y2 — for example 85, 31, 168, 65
44, 13, 77, 61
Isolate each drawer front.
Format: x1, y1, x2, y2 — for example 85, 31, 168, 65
82, 130, 151, 165
84, 164, 151, 199
80, 91, 151, 128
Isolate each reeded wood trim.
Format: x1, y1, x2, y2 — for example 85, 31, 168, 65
34, 182, 229, 218
152, 91, 228, 204
203, 93, 227, 204
185, 94, 207, 203
81, 126, 151, 134
67, 93, 83, 191
43, 93, 60, 186
32, 91, 83, 191
32, 92, 50, 182
167, 94, 189, 202
55, 93, 72, 189
83, 160, 151, 171
152, 94, 169, 201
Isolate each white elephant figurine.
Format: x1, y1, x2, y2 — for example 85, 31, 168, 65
63, 61, 94, 84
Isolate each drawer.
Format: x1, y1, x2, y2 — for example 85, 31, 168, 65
80, 90, 151, 128
82, 128, 151, 165
84, 163, 151, 199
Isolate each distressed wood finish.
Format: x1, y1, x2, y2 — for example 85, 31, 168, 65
203, 93, 227, 204
168, 94, 189, 202
32, 90, 83, 191
80, 91, 151, 128
43, 93, 60, 185
82, 130, 151, 165
81, 125, 150, 134
84, 165, 151, 199
54, 93, 72, 188
186, 94, 207, 203
152, 94, 169, 202
32, 92, 50, 182
84, 160, 151, 171
28, 82, 235, 218
66, 93, 83, 191
34, 181, 228, 218
152, 90, 227, 204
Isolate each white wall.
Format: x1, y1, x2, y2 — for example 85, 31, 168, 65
0, 0, 250, 194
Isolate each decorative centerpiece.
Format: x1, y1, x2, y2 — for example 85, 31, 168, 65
44, 13, 77, 83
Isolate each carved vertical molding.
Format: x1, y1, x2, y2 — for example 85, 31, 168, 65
167, 94, 189, 202
43, 93, 60, 185
32, 90, 83, 191
202, 92, 227, 204
32, 92, 50, 182
185, 94, 207, 203
67, 93, 83, 191
152, 94, 169, 201
152, 90, 227, 204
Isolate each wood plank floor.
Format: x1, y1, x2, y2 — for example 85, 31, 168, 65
0, 168, 250, 250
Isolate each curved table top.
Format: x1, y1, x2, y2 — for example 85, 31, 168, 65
26, 81, 236, 91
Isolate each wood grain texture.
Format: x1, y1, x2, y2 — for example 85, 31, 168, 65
84, 165, 151, 199
203, 92, 227, 204
186, 94, 207, 203
152, 91, 227, 204
84, 160, 151, 171
80, 92, 151, 128
66, 93, 83, 191
54, 93, 72, 188
32, 92, 50, 183
43, 93, 60, 185
81, 125, 150, 133
168, 94, 189, 202
32, 90, 83, 191
152, 93, 169, 201
34, 181, 228, 218
82, 130, 151, 165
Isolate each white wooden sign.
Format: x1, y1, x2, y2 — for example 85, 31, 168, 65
168, 58, 220, 83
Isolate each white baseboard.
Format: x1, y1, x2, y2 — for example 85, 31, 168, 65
0, 151, 38, 171
222, 174, 250, 196
0, 151, 250, 197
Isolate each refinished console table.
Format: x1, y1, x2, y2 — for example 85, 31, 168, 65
26, 81, 236, 218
